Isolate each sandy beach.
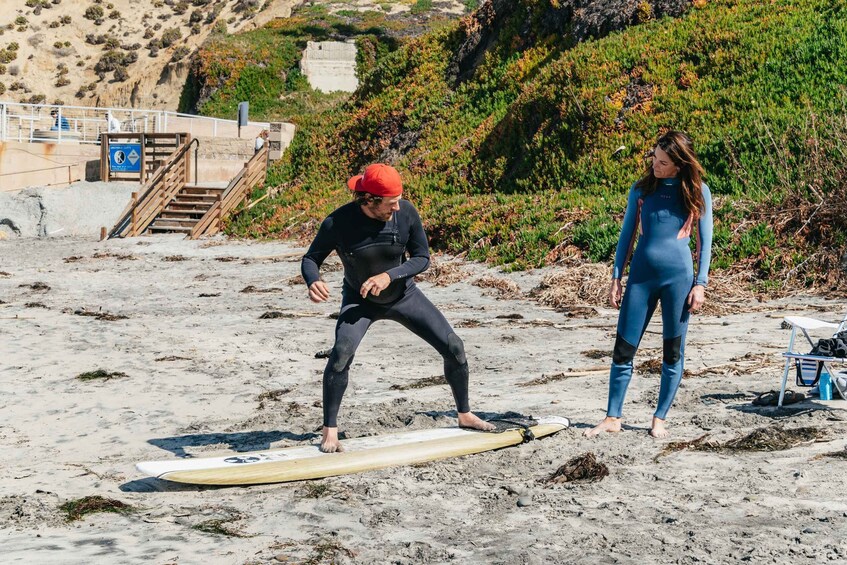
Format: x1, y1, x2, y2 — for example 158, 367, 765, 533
1, 235, 845, 564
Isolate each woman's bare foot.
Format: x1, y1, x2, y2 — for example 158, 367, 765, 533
649, 417, 670, 438
320, 426, 345, 453
457, 411, 496, 431
584, 416, 622, 438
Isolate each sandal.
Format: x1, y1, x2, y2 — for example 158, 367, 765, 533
782, 390, 806, 405
752, 390, 779, 406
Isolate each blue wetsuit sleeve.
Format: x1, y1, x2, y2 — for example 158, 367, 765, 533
612, 185, 641, 279
301, 217, 336, 287
695, 183, 713, 287
386, 204, 430, 281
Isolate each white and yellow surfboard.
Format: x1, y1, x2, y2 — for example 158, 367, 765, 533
137, 416, 569, 485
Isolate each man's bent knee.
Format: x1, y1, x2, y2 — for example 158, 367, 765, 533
446, 333, 467, 365
329, 336, 357, 373
612, 334, 637, 365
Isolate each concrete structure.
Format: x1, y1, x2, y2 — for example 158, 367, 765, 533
300, 41, 359, 93
0, 181, 138, 239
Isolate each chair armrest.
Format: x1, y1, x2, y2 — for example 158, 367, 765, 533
783, 316, 839, 331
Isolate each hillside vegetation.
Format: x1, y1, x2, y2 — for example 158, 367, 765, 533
224, 0, 847, 292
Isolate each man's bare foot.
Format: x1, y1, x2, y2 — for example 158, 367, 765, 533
649, 417, 670, 438
320, 426, 345, 453
584, 416, 622, 438
457, 411, 496, 431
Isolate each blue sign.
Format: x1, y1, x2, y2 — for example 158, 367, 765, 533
109, 143, 142, 173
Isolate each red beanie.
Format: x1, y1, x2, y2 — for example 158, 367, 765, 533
347, 163, 403, 197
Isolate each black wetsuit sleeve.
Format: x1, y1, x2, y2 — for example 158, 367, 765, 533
301, 217, 336, 287
386, 204, 430, 281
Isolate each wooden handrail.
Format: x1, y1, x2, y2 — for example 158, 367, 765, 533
190, 145, 269, 239
109, 136, 195, 238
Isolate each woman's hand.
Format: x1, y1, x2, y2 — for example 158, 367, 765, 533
687, 285, 705, 312
609, 279, 623, 309
360, 273, 391, 298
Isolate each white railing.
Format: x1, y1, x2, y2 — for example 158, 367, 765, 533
0, 100, 270, 145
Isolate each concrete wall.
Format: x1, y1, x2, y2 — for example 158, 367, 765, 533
0, 181, 138, 239
0, 141, 101, 193
300, 41, 359, 93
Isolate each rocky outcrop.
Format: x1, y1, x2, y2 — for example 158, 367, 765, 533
448, 0, 691, 86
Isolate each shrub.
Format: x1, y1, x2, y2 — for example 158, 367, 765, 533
160, 27, 181, 47
84, 5, 104, 20
109, 10, 121, 19
113, 66, 129, 81
55, 76, 70, 87
410, 0, 432, 14
171, 46, 190, 61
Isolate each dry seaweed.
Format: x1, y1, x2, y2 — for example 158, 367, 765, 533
655, 426, 829, 461
198, 293, 220, 298
453, 319, 483, 328
24, 302, 47, 308
73, 309, 128, 321
59, 496, 133, 521
241, 285, 284, 293
77, 370, 128, 381
519, 367, 607, 387
582, 349, 609, 359
214, 256, 238, 262
390, 375, 446, 390
155, 356, 191, 362
812, 449, 847, 461
545, 452, 609, 484
92, 252, 135, 261
63, 256, 84, 263
163, 255, 188, 262
257, 388, 293, 409
19, 282, 50, 291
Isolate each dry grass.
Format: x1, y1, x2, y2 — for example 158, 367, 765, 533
416, 259, 468, 287
472, 275, 522, 299
530, 264, 609, 311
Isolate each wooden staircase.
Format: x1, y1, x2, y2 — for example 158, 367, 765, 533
147, 185, 225, 235
109, 139, 269, 239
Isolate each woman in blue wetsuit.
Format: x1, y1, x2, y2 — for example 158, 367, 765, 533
585, 131, 713, 439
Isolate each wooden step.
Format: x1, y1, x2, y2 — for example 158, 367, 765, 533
149, 219, 198, 228
159, 211, 205, 221
147, 226, 192, 234
171, 197, 219, 206
181, 186, 225, 196
165, 202, 214, 211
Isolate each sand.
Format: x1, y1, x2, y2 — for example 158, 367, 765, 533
1, 235, 846, 564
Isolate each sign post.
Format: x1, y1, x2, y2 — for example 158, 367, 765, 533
237, 101, 248, 138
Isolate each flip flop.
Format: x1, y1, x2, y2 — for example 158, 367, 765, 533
752, 390, 779, 406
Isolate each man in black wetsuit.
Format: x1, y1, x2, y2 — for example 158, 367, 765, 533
302, 163, 494, 452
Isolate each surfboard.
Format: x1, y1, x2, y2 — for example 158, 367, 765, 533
137, 416, 569, 485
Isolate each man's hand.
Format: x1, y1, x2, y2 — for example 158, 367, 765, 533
360, 273, 391, 298
308, 281, 330, 303
609, 279, 623, 309
687, 285, 705, 312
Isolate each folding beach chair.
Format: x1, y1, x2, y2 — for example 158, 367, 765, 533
778, 310, 847, 407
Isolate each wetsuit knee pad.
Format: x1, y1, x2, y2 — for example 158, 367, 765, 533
446, 333, 467, 365
329, 336, 357, 373
612, 334, 637, 365
663, 336, 682, 365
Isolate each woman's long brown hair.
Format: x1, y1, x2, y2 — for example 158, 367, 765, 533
635, 131, 706, 218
